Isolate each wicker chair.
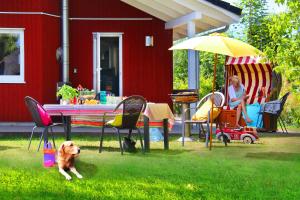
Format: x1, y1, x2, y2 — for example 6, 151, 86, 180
99, 95, 147, 154
182, 92, 225, 146
256, 92, 290, 133
24, 96, 65, 151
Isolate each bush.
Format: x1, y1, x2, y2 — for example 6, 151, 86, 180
281, 92, 300, 128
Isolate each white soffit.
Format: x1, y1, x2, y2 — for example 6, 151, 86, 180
121, 0, 241, 40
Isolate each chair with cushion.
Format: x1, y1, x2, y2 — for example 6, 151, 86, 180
24, 96, 65, 151
182, 92, 225, 146
256, 92, 290, 133
99, 95, 147, 154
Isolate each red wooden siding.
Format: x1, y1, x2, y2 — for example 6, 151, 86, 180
0, 0, 59, 14
40, 15, 60, 105
0, 0, 173, 121
0, 1, 60, 121
70, 0, 154, 18
69, 0, 173, 104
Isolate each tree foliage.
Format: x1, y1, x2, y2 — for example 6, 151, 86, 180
0, 34, 18, 59
173, 49, 225, 98
173, 49, 188, 90
240, 0, 271, 50
264, 0, 300, 92
264, 0, 300, 126
173, 0, 300, 126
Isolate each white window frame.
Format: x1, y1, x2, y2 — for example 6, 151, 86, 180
0, 28, 25, 84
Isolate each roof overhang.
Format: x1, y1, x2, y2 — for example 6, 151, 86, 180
121, 0, 242, 40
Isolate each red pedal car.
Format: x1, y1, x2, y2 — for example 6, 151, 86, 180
216, 127, 259, 144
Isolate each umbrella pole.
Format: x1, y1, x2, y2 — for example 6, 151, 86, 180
210, 54, 217, 150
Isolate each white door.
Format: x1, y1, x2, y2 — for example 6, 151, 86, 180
93, 33, 123, 96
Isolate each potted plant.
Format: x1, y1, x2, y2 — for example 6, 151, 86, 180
56, 84, 78, 105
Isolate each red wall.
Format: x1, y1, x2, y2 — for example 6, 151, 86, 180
0, 0, 60, 121
69, 0, 173, 104
0, 0, 173, 121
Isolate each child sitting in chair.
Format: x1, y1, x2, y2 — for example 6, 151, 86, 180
228, 75, 252, 128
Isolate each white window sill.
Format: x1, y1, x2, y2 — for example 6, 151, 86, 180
0, 81, 26, 84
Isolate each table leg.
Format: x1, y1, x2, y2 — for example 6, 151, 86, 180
163, 119, 169, 150
63, 116, 72, 141
143, 116, 150, 152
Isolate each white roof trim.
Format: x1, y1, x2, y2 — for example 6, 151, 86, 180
165, 11, 202, 30
122, 0, 171, 21
121, 0, 241, 40
174, 0, 235, 24
198, 0, 240, 22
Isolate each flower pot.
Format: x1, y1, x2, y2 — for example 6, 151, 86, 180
60, 99, 70, 105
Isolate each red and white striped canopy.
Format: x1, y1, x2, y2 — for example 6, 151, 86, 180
225, 56, 272, 104
225, 56, 270, 65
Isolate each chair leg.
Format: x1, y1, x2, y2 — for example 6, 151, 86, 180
49, 126, 56, 149
117, 129, 123, 155
198, 123, 202, 141
279, 116, 288, 134
205, 121, 209, 148
37, 128, 47, 152
201, 124, 205, 135
137, 128, 144, 153
99, 126, 105, 153
28, 126, 37, 150
277, 117, 284, 133
278, 116, 288, 134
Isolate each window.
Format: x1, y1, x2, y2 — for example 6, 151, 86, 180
0, 28, 25, 83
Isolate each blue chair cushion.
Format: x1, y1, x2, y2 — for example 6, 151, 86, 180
243, 103, 263, 128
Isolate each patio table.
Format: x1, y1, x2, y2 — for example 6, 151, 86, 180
43, 103, 174, 151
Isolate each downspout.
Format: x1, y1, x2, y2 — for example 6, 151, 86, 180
61, 0, 69, 83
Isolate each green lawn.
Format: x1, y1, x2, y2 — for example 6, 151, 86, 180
0, 134, 300, 200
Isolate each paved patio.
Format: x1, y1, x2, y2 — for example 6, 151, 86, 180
0, 120, 182, 136
0, 121, 298, 136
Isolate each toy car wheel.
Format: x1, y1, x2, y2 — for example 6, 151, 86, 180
243, 136, 253, 144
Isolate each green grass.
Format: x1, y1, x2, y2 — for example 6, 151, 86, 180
1, 134, 300, 200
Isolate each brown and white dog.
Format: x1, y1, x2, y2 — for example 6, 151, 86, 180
57, 141, 83, 180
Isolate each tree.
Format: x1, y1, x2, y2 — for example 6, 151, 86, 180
264, 0, 300, 126
0, 34, 18, 60
264, 0, 300, 92
173, 49, 188, 90
242, 0, 270, 49
173, 48, 225, 98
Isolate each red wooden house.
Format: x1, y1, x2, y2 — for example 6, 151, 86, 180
0, 0, 241, 122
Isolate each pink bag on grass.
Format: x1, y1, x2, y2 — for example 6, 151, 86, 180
44, 142, 56, 168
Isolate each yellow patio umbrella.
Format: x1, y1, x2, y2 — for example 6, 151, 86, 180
169, 33, 262, 150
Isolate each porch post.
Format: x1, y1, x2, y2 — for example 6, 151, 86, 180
62, 0, 69, 83
186, 21, 199, 140
187, 21, 199, 90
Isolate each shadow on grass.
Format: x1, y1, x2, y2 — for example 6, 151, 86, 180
80, 145, 192, 157
81, 145, 122, 152
144, 148, 192, 155
76, 160, 98, 177
246, 152, 300, 161
258, 133, 300, 138
209, 144, 259, 149
0, 146, 20, 151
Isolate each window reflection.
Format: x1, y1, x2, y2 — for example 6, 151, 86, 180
0, 33, 20, 76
